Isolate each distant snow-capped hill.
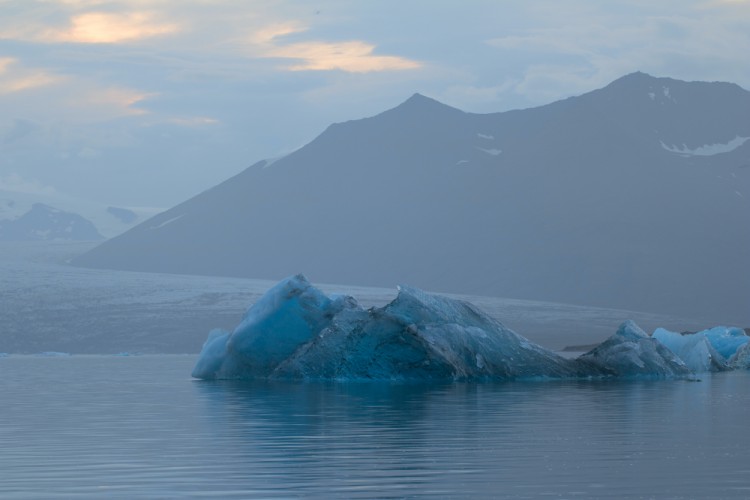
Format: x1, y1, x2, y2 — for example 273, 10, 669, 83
73, 72, 750, 324
0, 190, 162, 239
0, 203, 102, 241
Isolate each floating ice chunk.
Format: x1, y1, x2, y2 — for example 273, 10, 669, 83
577, 321, 691, 378
652, 328, 727, 373
651, 326, 749, 371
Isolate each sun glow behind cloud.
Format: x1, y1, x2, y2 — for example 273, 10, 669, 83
0, 10, 179, 44
57, 11, 179, 43
270, 40, 421, 73
248, 22, 420, 73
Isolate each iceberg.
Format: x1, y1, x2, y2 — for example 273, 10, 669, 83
652, 328, 728, 373
192, 275, 585, 381
577, 321, 691, 378
192, 276, 722, 381
651, 326, 749, 372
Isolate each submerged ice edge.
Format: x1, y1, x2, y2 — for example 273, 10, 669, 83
191, 275, 748, 382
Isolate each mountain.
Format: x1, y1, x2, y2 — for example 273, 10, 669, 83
72, 73, 750, 323
0, 190, 162, 238
0, 203, 103, 241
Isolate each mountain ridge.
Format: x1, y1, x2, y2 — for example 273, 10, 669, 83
73, 73, 750, 324
0, 202, 103, 241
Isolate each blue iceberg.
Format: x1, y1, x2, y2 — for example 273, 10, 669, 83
651, 326, 749, 373
652, 328, 728, 373
192, 275, 586, 381
193, 275, 741, 381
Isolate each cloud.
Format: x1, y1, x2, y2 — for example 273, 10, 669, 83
0, 58, 64, 94
250, 21, 307, 45
58, 11, 179, 43
482, 3, 750, 106
75, 86, 154, 115
269, 40, 421, 73
0, 64, 154, 123
1, 10, 179, 44
244, 21, 420, 73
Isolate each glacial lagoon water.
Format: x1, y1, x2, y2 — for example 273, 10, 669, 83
3, 355, 750, 498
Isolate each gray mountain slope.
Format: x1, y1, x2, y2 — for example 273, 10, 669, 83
0, 203, 103, 241
72, 73, 750, 323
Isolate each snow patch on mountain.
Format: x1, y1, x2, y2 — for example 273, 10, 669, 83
660, 136, 749, 156
477, 147, 502, 156
149, 213, 185, 230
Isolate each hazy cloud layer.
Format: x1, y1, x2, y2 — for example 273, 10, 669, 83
0, 0, 748, 206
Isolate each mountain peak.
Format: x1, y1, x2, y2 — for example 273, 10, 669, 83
404, 92, 437, 104
605, 71, 662, 89
396, 92, 463, 113
0, 202, 103, 241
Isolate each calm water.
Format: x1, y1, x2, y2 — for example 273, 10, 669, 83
2, 356, 750, 499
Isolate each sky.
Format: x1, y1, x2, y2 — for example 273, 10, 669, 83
1, 0, 749, 208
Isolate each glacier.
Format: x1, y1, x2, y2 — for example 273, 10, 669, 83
191, 275, 747, 381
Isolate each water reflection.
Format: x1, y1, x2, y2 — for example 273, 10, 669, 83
3, 357, 750, 498
190, 376, 750, 498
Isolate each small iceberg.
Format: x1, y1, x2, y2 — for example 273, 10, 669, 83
652, 326, 749, 373
35, 351, 71, 357
578, 321, 692, 378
